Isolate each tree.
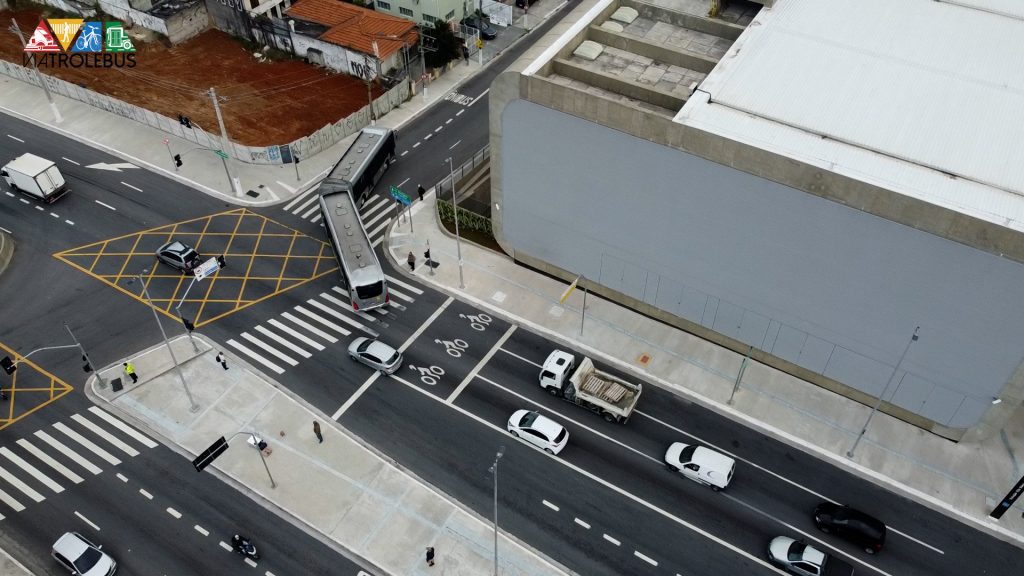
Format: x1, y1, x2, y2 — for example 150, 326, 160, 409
424, 20, 461, 69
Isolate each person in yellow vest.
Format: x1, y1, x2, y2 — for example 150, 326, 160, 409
123, 361, 138, 384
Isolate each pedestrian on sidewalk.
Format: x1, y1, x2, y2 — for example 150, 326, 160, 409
313, 421, 323, 443
407, 251, 416, 272
215, 351, 228, 370
417, 184, 425, 202
462, 44, 470, 65
425, 546, 435, 567
123, 361, 138, 384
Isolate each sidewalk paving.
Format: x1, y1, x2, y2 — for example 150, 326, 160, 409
2, 5, 1022, 574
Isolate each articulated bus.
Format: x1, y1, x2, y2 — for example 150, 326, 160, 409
318, 127, 396, 310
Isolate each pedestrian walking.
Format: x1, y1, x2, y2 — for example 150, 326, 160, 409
313, 421, 323, 443
407, 251, 416, 272
417, 184, 425, 202
425, 546, 435, 567
462, 44, 470, 65
215, 351, 228, 370
123, 361, 138, 384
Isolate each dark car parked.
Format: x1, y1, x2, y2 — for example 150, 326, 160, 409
156, 240, 202, 274
813, 502, 886, 554
462, 15, 497, 40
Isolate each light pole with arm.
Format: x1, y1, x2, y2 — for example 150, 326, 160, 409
488, 446, 505, 576
847, 326, 919, 458
445, 157, 466, 288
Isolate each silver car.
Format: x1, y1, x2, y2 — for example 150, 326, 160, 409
348, 337, 402, 374
155, 240, 202, 273
51, 532, 116, 576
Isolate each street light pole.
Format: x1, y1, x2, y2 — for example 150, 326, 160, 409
208, 87, 240, 197
847, 326, 919, 458
9, 18, 62, 123
134, 273, 200, 413
488, 446, 505, 576
446, 157, 466, 288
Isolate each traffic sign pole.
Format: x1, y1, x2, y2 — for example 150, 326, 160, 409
163, 138, 176, 171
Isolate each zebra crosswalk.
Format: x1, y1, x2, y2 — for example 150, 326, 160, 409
282, 187, 399, 249
0, 406, 157, 519
226, 278, 423, 375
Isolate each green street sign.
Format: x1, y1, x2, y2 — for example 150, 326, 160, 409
389, 186, 411, 205
214, 150, 228, 159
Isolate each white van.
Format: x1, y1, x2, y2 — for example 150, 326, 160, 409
1, 153, 68, 203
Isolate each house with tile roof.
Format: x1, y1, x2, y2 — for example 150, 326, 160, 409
286, 0, 419, 80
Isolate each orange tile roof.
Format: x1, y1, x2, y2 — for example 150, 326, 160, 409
287, 0, 419, 59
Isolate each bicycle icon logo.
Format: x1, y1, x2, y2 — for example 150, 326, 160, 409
435, 338, 469, 358
410, 364, 445, 386
459, 313, 492, 331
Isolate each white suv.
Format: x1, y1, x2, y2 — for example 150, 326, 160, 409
52, 532, 117, 576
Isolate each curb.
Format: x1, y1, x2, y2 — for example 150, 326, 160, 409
0, 231, 13, 277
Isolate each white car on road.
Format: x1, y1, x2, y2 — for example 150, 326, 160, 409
664, 441, 736, 491
507, 410, 569, 455
51, 532, 116, 576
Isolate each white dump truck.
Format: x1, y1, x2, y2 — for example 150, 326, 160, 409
539, 350, 642, 423
1, 153, 68, 203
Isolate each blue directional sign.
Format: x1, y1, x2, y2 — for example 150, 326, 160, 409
390, 186, 411, 206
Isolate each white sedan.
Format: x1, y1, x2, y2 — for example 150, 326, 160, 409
51, 532, 117, 576
507, 410, 569, 455
664, 441, 736, 491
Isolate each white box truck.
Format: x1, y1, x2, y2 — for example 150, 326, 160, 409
539, 350, 642, 423
1, 153, 68, 203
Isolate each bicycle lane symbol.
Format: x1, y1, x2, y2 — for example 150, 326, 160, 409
409, 364, 445, 386
435, 338, 468, 358
459, 313, 492, 331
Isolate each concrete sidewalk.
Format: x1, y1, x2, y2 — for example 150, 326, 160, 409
87, 335, 564, 575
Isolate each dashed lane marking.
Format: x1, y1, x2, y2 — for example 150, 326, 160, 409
6, 135, 24, 142
603, 534, 621, 546
121, 181, 143, 192
95, 200, 116, 210
62, 157, 80, 165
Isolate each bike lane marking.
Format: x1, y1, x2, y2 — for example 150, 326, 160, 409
446, 325, 516, 404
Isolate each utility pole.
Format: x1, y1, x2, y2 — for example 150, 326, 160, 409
847, 326, 920, 458
133, 273, 200, 413
208, 87, 241, 197
9, 19, 62, 123
488, 447, 505, 576
363, 54, 376, 126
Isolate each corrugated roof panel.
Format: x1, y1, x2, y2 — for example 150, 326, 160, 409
686, 0, 1024, 230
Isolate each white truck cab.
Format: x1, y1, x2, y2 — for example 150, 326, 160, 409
664, 441, 736, 491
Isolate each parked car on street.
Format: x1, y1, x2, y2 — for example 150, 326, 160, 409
51, 532, 117, 576
664, 441, 736, 491
767, 536, 855, 576
507, 410, 568, 454
348, 337, 403, 374
462, 15, 497, 40
813, 502, 886, 554
156, 240, 202, 273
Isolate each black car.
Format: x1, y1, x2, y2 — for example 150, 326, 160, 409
813, 502, 886, 554
156, 240, 202, 273
461, 16, 497, 40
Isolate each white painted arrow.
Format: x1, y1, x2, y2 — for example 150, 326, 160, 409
86, 162, 138, 172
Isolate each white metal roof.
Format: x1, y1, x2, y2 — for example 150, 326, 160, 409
677, 0, 1024, 232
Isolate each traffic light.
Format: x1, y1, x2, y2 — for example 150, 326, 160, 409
174, 154, 182, 167
1, 356, 15, 375
216, 255, 227, 269
82, 354, 93, 373
182, 317, 195, 332
423, 248, 431, 263
178, 114, 192, 128
294, 155, 300, 165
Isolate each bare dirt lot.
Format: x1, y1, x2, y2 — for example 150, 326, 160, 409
1, 9, 379, 145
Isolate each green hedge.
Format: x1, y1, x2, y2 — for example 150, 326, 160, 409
437, 199, 492, 236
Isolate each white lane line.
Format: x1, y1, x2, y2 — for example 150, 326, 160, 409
603, 534, 621, 546
71, 414, 139, 456
0, 466, 45, 502
310, 297, 369, 332
447, 325, 516, 403
284, 188, 317, 212
434, 126, 443, 133
121, 181, 143, 192
542, 500, 559, 511
50, 212, 59, 218
268, 318, 325, 350
54, 422, 121, 465
397, 177, 409, 188
195, 525, 209, 536
19, 198, 29, 204
240, 333, 298, 366
219, 541, 234, 552
255, 325, 312, 358
333, 297, 453, 420
385, 287, 414, 303
401, 150, 409, 157
384, 274, 424, 295
449, 139, 460, 149
6, 135, 24, 142
87, 406, 158, 448
311, 213, 322, 223
412, 142, 421, 148
139, 489, 153, 500
115, 473, 128, 482
5, 192, 13, 197
575, 518, 591, 529
62, 157, 80, 165
65, 220, 74, 226
470, 88, 490, 106
0, 226, 10, 234
301, 205, 319, 219
424, 134, 433, 141
0, 486, 24, 511
15, 439, 83, 483
456, 109, 465, 117
294, 306, 351, 337
34, 205, 43, 211
445, 118, 453, 125
34, 431, 102, 475
279, 312, 337, 344
227, 338, 284, 374
0, 448, 63, 493
74, 511, 100, 531
95, 200, 116, 211
167, 507, 182, 519
637, 410, 944, 554
634, 551, 658, 566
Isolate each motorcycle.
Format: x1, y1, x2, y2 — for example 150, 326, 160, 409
231, 534, 260, 560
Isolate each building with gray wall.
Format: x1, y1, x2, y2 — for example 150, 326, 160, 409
489, 0, 1024, 441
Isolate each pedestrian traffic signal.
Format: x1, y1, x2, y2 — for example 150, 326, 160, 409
82, 355, 93, 373
1, 356, 15, 375
182, 317, 195, 332
174, 154, 182, 167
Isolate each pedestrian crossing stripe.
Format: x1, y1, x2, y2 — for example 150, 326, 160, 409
227, 338, 285, 375
54, 422, 121, 466
279, 313, 337, 344
255, 325, 313, 358
295, 306, 351, 336
241, 332, 299, 366
87, 406, 158, 448
71, 414, 139, 457
15, 439, 83, 484
35, 430, 103, 475
0, 465, 46, 502
0, 448, 63, 494
268, 318, 326, 350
